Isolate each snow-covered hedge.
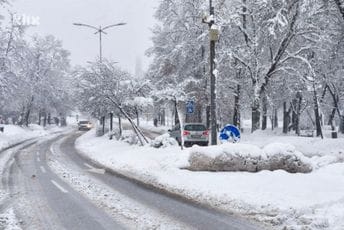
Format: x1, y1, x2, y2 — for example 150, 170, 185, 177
150, 133, 178, 148
188, 143, 313, 173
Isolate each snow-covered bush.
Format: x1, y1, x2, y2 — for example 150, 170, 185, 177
120, 130, 139, 145
188, 143, 313, 173
263, 143, 313, 173
150, 133, 178, 148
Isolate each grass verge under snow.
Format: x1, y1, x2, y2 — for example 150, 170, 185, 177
76, 129, 344, 230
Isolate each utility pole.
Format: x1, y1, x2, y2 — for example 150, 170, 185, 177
203, 0, 219, 145
73, 22, 126, 62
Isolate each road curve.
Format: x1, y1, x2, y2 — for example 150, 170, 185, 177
59, 132, 264, 230
2, 132, 265, 230
2, 135, 123, 230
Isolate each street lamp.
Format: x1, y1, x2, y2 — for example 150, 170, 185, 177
73, 22, 126, 62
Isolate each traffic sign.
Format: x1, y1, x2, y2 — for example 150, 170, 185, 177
186, 101, 194, 114
219, 124, 241, 143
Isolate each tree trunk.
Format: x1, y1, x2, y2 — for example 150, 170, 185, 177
25, 108, 31, 127
38, 110, 42, 125
25, 96, 34, 127
262, 94, 268, 130
48, 113, 51, 125
291, 99, 297, 131
118, 115, 122, 137
233, 84, 241, 128
328, 108, 336, 127
274, 108, 278, 128
327, 83, 342, 128
251, 96, 260, 132
43, 110, 47, 127
340, 115, 344, 134
160, 109, 166, 126
271, 108, 278, 130
107, 97, 148, 145
174, 100, 180, 126
135, 107, 140, 127
102, 116, 105, 135
313, 84, 323, 138
295, 93, 302, 136
283, 102, 291, 134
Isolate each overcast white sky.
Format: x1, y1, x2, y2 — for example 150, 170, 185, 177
6, 0, 158, 74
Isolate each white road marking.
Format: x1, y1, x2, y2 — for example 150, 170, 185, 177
40, 166, 46, 174
51, 180, 68, 193
37, 157, 41, 162
84, 163, 93, 169
87, 168, 106, 175
36, 152, 39, 157
50, 145, 56, 155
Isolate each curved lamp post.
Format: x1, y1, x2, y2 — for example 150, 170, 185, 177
73, 22, 126, 62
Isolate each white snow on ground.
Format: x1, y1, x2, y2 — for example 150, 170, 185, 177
0, 208, 22, 230
47, 137, 190, 230
76, 129, 344, 229
241, 130, 344, 157
0, 124, 64, 151
121, 119, 170, 136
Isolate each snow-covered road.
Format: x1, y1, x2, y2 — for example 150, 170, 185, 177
0, 131, 262, 230
2, 135, 121, 230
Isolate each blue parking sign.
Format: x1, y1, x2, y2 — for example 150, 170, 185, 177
186, 101, 194, 114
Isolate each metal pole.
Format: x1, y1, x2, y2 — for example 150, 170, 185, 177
99, 26, 103, 63
209, 0, 217, 145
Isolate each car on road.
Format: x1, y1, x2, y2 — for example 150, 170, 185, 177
78, 121, 93, 131
168, 123, 209, 147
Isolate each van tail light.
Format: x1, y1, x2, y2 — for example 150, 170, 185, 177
183, 130, 190, 136
203, 130, 209, 136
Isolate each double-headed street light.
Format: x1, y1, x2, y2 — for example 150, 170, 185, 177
73, 22, 126, 62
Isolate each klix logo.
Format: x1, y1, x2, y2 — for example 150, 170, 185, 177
13, 14, 40, 26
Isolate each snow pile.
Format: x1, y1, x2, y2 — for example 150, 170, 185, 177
150, 133, 178, 148
309, 153, 344, 171
188, 143, 312, 173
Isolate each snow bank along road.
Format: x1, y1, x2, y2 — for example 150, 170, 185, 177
1, 131, 262, 230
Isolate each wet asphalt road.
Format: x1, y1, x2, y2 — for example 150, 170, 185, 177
1, 131, 264, 230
